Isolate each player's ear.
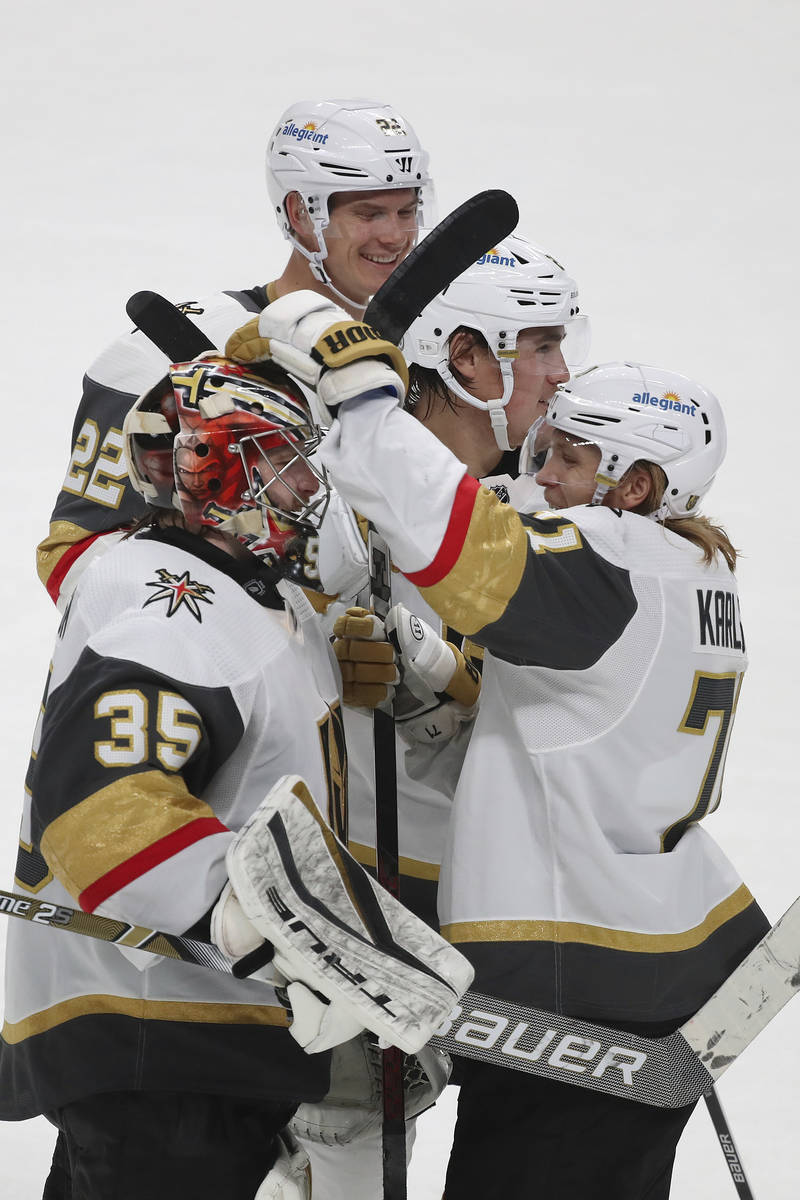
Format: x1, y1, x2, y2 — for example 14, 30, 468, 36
448, 329, 484, 382
285, 192, 314, 238
613, 465, 653, 511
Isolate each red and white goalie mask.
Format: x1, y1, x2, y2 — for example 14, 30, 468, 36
168, 356, 329, 584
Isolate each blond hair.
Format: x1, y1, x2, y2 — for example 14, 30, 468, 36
627, 462, 738, 572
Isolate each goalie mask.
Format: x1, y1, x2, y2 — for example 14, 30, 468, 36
403, 233, 590, 452
128, 357, 330, 587
545, 362, 727, 518
266, 99, 435, 305
123, 375, 180, 510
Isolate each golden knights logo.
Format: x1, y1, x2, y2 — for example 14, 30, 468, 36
317, 703, 348, 843
144, 568, 215, 622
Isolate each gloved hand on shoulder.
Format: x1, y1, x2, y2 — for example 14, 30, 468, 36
225, 291, 408, 424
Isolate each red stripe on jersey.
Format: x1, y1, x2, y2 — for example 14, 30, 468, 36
78, 817, 227, 913
404, 473, 481, 588
46, 530, 114, 605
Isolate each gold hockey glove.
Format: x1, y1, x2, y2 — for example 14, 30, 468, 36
332, 606, 399, 708
227, 292, 408, 423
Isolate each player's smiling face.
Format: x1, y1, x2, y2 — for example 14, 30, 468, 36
323, 188, 419, 306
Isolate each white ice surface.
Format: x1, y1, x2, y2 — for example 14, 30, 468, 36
1, 1, 798, 1195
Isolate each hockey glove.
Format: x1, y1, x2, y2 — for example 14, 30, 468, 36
225, 291, 408, 423
211, 881, 365, 1051
387, 603, 481, 745
332, 603, 480, 742
332, 606, 399, 708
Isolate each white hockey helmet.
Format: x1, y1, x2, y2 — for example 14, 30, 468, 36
266, 99, 434, 297
545, 362, 727, 518
403, 233, 589, 451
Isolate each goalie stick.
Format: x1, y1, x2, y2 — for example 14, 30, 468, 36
2, 885, 798, 1111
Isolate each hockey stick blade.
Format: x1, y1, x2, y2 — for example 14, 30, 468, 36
3, 886, 798, 1108
364, 189, 519, 343
126, 290, 217, 361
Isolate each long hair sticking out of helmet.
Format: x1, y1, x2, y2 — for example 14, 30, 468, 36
546, 362, 737, 568
126, 355, 330, 589
402, 233, 589, 452
266, 99, 434, 309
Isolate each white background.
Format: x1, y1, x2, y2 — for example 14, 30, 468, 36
1, 1, 797, 1195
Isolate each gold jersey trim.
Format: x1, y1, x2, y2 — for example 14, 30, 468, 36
290, 780, 365, 921
41, 770, 216, 898
419, 486, 529, 635
441, 883, 755, 952
349, 840, 440, 882
36, 519, 95, 586
301, 587, 339, 614
2, 994, 289, 1044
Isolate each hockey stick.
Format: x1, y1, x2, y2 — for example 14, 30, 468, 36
363, 188, 519, 340
3, 886, 799, 1111
126, 291, 216, 359
359, 188, 519, 1200
125, 191, 520, 367
366, 524, 407, 1200
702, 1089, 757, 1199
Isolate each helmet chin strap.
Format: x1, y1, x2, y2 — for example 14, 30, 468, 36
488, 401, 512, 453
308, 252, 368, 315
436, 358, 515, 453
285, 213, 368, 315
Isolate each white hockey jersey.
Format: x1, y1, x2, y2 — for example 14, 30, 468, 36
320, 392, 769, 1024
317, 494, 478, 929
1, 526, 345, 1117
37, 284, 280, 608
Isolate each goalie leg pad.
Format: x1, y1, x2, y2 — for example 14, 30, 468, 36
254, 1129, 311, 1200
225, 776, 474, 1055
289, 1033, 451, 1145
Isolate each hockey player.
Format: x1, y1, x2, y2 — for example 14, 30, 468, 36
244, 293, 770, 1199
37, 98, 432, 610
311, 233, 589, 925
0, 357, 472, 1200
29, 98, 440, 1198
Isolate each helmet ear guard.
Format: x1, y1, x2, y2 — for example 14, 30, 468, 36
546, 362, 726, 518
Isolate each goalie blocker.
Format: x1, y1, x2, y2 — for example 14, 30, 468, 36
214, 775, 474, 1056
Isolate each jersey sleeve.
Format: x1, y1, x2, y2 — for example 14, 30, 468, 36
37, 341, 169, 605
320, 393, 637, 667
31, 641, 244, 934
